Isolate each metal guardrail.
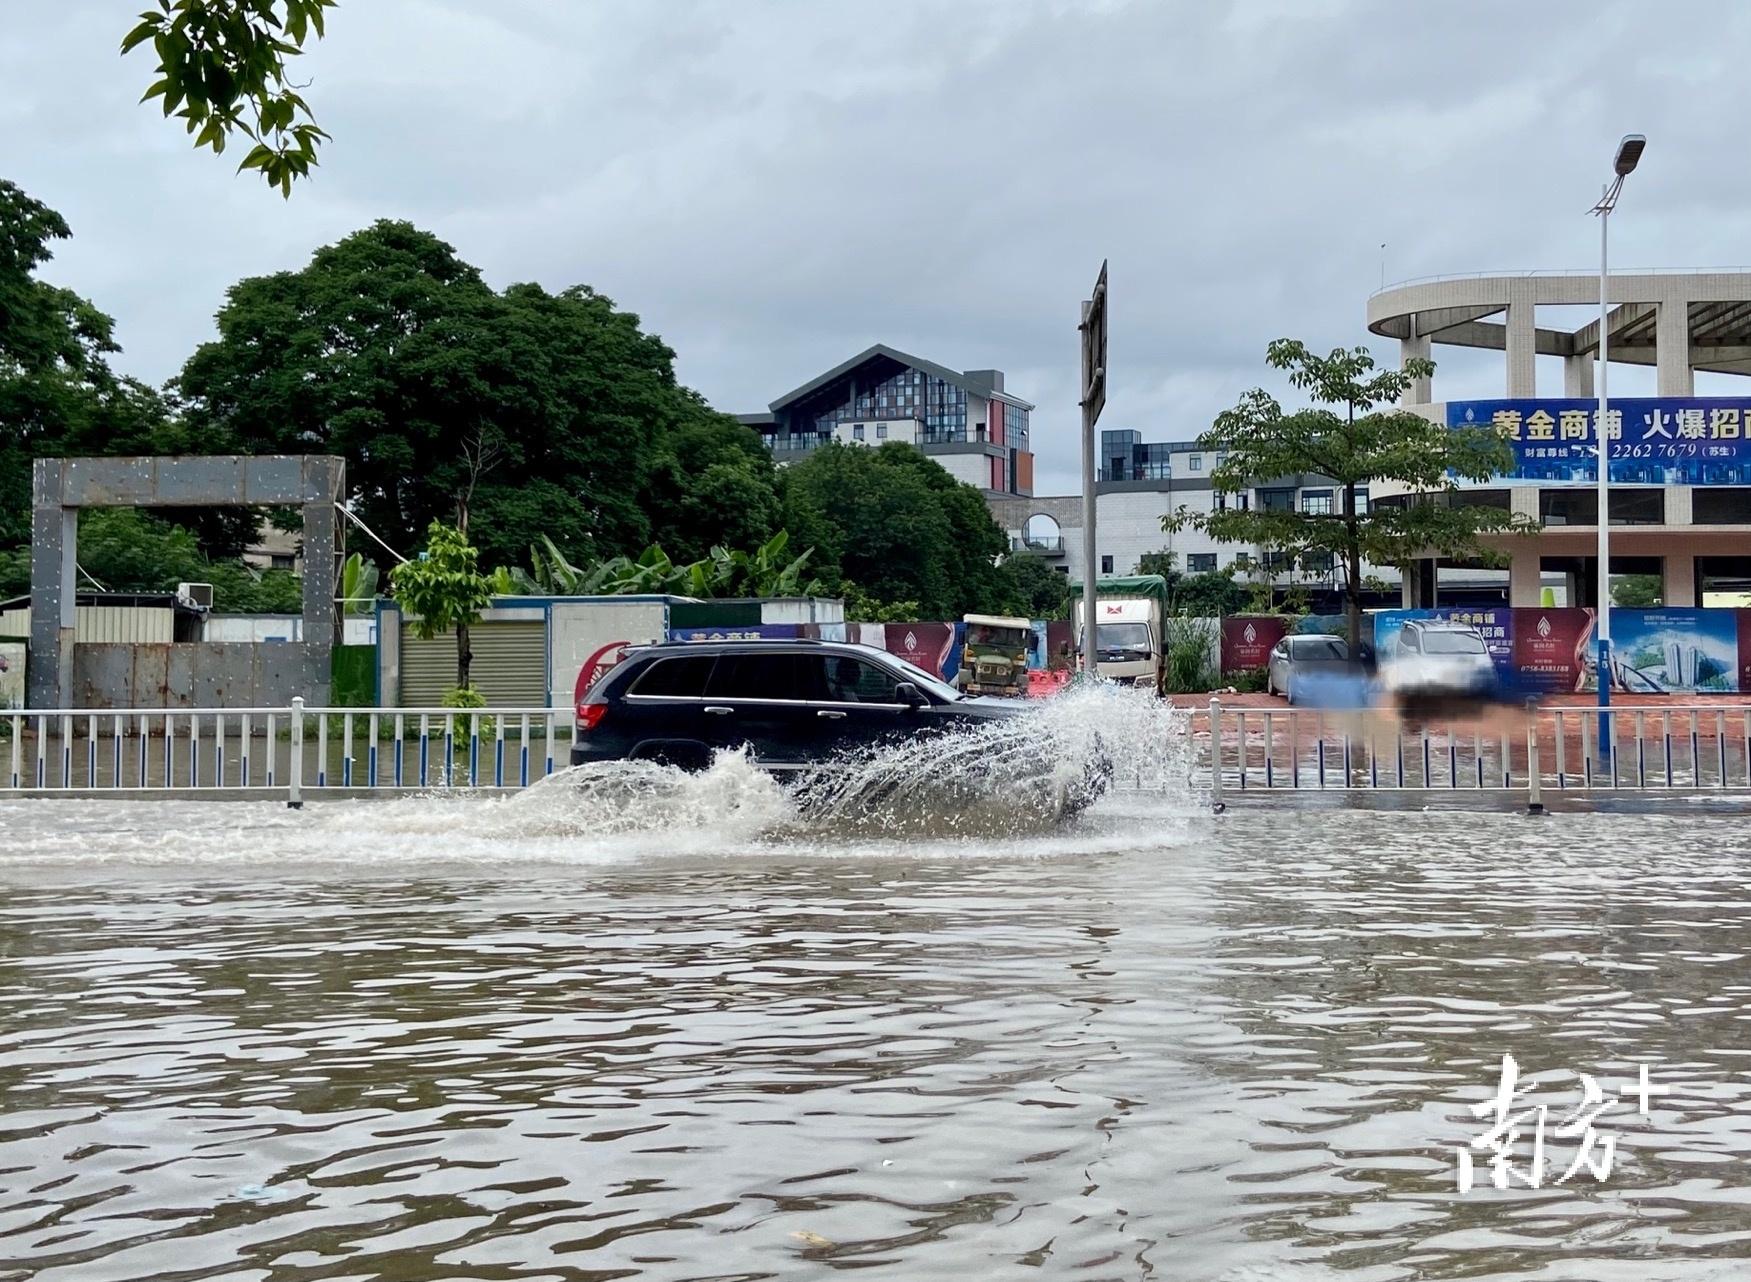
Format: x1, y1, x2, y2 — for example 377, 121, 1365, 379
1208, 698, 1751, 812
2, 698, 577, 806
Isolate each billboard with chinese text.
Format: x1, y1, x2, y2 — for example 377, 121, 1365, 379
1447, 398, 1751, 485
1221, 616, 1288, 673
1374, 606, 1745, 693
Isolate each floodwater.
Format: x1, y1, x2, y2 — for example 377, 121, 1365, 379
3, 694, 1751, 1280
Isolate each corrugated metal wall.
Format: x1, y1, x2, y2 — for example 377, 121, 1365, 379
0, 606, 175, 643
399, 620, 546, 707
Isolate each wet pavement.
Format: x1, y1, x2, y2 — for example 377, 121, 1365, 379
3, 785, 1751, 1280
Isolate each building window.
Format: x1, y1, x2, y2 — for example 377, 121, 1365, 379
852, 424, 865, 441
876, 423, 888, 439
1189, 455, 1203, 472
269, 554, 296, 571
1263, 550, 1293, 573
1100, 555, 1115, 575
1188, 553, 1217, 573
1352, 488, 1369, 515
1301, 550, 1334, 575
1260, 488, 1296, 513
1301, 489, 1333, 515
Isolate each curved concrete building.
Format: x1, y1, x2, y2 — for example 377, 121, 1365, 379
1367, 271, 1751, 607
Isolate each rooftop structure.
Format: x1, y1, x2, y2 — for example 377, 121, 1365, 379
742, 344, 1035, 496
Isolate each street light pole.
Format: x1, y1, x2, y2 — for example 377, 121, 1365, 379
1591, 134, 1645, 760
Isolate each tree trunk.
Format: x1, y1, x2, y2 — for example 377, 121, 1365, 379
456, 620, 473, 691
1344, 482, 1363, 655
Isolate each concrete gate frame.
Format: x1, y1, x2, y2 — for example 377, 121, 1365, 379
28, 455, 346, 709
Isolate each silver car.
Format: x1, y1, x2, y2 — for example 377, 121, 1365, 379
1266, 634, 1350, 704
1385, 620, 1496, 697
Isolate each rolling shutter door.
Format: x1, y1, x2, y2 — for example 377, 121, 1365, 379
399, 620, 547, 707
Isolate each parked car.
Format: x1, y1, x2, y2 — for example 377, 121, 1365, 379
572, 639, 1110, 811
1265, 634, 1351, 704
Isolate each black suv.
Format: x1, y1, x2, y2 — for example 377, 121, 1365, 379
573, 639, 1052, 774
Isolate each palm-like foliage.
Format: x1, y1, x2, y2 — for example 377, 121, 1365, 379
518, 531, 822, 599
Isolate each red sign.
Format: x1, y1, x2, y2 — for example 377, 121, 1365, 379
1510, 608, 1593, 693
1221, 615, 1287, 674
883, 622, 955, 677
573, 640, 631, 712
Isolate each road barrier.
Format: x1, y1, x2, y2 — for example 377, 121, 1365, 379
2, 698, 576, 806
1208, 698, 1751, 810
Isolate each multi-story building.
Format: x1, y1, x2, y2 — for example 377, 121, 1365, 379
739, 344, 1035, 496
1368, 269, 1751, 607
990, 443, 1386, 607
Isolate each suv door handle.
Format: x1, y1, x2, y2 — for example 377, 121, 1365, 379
816, 709, 847, 719
703, 705, 734, 715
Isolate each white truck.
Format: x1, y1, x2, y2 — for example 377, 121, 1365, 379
1069, 575, 1169, 692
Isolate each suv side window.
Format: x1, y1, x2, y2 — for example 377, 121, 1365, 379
705, 653, 819, 701
629, 655, 716, 698
822, 655, 902, 704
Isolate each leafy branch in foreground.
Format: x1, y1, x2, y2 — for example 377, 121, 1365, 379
122, 0, 336, 195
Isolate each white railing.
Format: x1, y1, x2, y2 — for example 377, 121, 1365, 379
1370, 267, 1751, 298
1, 698, 577, 806
1208, 698, 1751, 812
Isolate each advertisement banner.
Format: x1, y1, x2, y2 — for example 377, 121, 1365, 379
1739, 611, 1751, 694
1045, 620, 1075, 671
0, 642, 22, 711
1511, 608, 1595, 694
669, 624, 805, 643
1447, 398, 1751, 486
1221, 615, 1287, 674
882, 623, 958, 678
1610, 608, 1738, 693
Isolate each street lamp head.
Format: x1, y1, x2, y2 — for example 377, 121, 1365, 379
1614, 134, 1646, 176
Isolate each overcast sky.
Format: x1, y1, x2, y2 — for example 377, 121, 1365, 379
10, 1, 1750, 493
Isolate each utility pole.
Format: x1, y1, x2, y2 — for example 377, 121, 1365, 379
1079, 261, 1108, 674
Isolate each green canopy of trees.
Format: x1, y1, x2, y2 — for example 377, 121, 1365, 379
174, 219, 781, 573
781, 442, 1034, 620
2, 182, 1033, 624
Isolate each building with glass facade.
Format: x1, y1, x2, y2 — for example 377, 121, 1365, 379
739, 344, 1035, 496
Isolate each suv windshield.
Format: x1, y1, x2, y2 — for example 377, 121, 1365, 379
1422, 631, 1486, 655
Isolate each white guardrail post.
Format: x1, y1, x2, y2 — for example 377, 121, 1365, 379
288, 696, 304, 809
1526, 717, 1544, 815
1209, 696, 1225, 813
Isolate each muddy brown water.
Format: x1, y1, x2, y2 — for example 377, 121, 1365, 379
2, 786, 1750, 1281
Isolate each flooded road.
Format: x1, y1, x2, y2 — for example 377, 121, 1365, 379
3, 784, 1751, 1280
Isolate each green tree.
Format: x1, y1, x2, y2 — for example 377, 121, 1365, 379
176, 221, 725, 569
121, 0, 336, 196
643, 417, 782, 562
1136, 550, 1176, 578
391, 521, 493, 690
781, 443, 1011, 619
1166, 339, 1536, 651
1611, 573, 1661, 607
0, 508, 301, 612
994, 553, 1070, 618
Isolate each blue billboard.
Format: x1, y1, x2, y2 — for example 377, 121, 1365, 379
1447, 398, 1751, 485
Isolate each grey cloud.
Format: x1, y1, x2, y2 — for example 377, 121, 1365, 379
9, 1, 1749, 494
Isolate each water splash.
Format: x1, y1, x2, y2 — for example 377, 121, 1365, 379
0, 684, 1205, 866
